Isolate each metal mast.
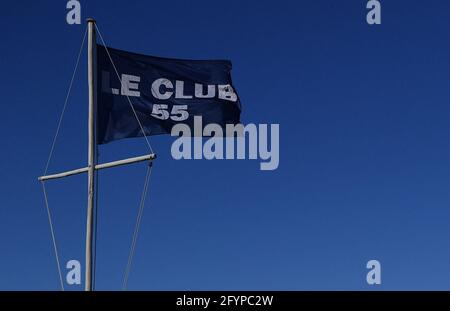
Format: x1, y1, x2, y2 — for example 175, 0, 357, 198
85, 17, 96, 291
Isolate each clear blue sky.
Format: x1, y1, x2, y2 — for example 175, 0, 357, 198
0, 0, 449, 290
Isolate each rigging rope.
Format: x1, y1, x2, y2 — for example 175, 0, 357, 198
94, 24, 154, 155
95, 24, 157, 289
40, 27, 87, 291
43, 27, 87, 176
122, 162, 154, 290
41, 182, 65, 291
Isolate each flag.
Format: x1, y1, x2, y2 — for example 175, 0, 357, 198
96, 45, 241, 144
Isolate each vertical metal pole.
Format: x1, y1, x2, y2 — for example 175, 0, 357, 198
85, 18, 96, 291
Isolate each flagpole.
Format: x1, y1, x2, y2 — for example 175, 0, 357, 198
85, 17, 96, 291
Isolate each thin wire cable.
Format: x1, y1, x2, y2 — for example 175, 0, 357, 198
43, 27, 88, 175
122, 163, 154, 290
122, 163, 152, 290
94, 24, 154, 154
41, 182, 65, 291
39, 28, 88, 291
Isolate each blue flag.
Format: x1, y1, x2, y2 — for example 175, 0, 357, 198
96, 45, 241, 144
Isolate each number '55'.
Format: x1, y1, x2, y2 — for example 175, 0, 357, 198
151, 104, 189, 121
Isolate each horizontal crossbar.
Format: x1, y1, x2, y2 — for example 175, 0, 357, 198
38, 153, 156, 182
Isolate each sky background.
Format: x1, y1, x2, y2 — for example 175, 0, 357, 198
0, 0, 449, 290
